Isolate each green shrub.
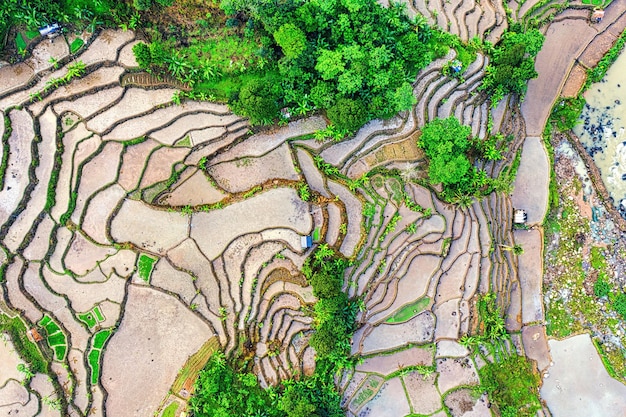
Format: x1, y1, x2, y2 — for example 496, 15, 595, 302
480, 28, 545, 102
479, 355, 542, 417
550, 96, 585, 132
133, 0, 152, 10
613, 292, 626, 319
233, 79, 281, 125
155, 0, 175, 6
132, 43, 152, 69
273, 23, 307, 60
0, 315, 47, 373
594, 274, 611, 298
326, 98, 368, 132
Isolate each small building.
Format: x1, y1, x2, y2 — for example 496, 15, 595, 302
591, 9, 604, 23
27, 328, 43, 343
514, 209, 528, 225
301, 235, 313, 249
38, 23, 61, 39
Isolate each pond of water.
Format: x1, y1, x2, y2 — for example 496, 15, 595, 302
574, 50, 626, 215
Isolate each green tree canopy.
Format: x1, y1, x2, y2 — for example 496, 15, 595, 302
481, 28, 545, 101
274, 23, 307, 60
232, 79, 281, 125
326, 98, 368, 131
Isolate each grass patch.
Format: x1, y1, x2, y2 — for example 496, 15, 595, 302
47, 332, 66, 346
88, 349, 101, 385
386, 297, 430, 323
137, 253, 157, 282
175, 135, 191, 147
70, 38, 85, 54
25, 30, 39, 40
78, 312, 97, 328
53, 345, 67, 361
545, 298, 574, 338
93, 305, 104, 322
162, 402, 179, 417
15, 32, 27, 52
39, 315, 67, 361
40, 317, 61, 335
0, 314, 47, 373
478, 355, 542, 417
93, 329, 112, 349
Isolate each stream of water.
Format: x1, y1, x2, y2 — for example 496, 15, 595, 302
575, 50, 626, 215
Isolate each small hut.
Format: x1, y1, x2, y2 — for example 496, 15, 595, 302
27, 328, 43, 343
591, 9, 605, 24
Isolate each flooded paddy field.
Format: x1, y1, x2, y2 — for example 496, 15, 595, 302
575, 50, 626, 215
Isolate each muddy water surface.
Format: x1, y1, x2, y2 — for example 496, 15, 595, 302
575, 50, 626, 214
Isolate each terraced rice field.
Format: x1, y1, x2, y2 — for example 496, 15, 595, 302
0, 25, 527, 416
2, 0, 622, 412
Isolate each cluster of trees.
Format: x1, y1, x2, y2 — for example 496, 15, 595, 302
304, 245, 357, 370
227, 0, 445, 128
133, 0, 450, 128
480, 25, 545, 102
190, 351, 344, 417
189, 245, 356, 417
417, 116, 508, 203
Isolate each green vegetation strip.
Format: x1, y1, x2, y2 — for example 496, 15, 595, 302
88, 349, 102, 385
78, 305, 106, 329
171, 336, 220, 394
93, 329, 112, 349
93, 305, 105, 322
137, 253, 157, 282
88, 329, 113, 385
0, 114, 13, 190
0, 314, 47, 373
386, 297, 430, 323
587, 28, 626, 86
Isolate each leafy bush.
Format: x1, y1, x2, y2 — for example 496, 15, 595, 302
132, 43, 152, 69
613, 292, 626, 319
418, 116, 473, 191
326, 98, 368, 131
550, 96, 585, 132
133, 0, 152, 10
190, 351, 344, 417
594, 273, 611, 298
189, 352, 282, 417
479, 355, 542, 417
231, 79, 281, 125
0, 315, 47, 373
274, 23, 307, 60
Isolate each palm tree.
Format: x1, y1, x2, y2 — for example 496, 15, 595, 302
500, 243, 524, 255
